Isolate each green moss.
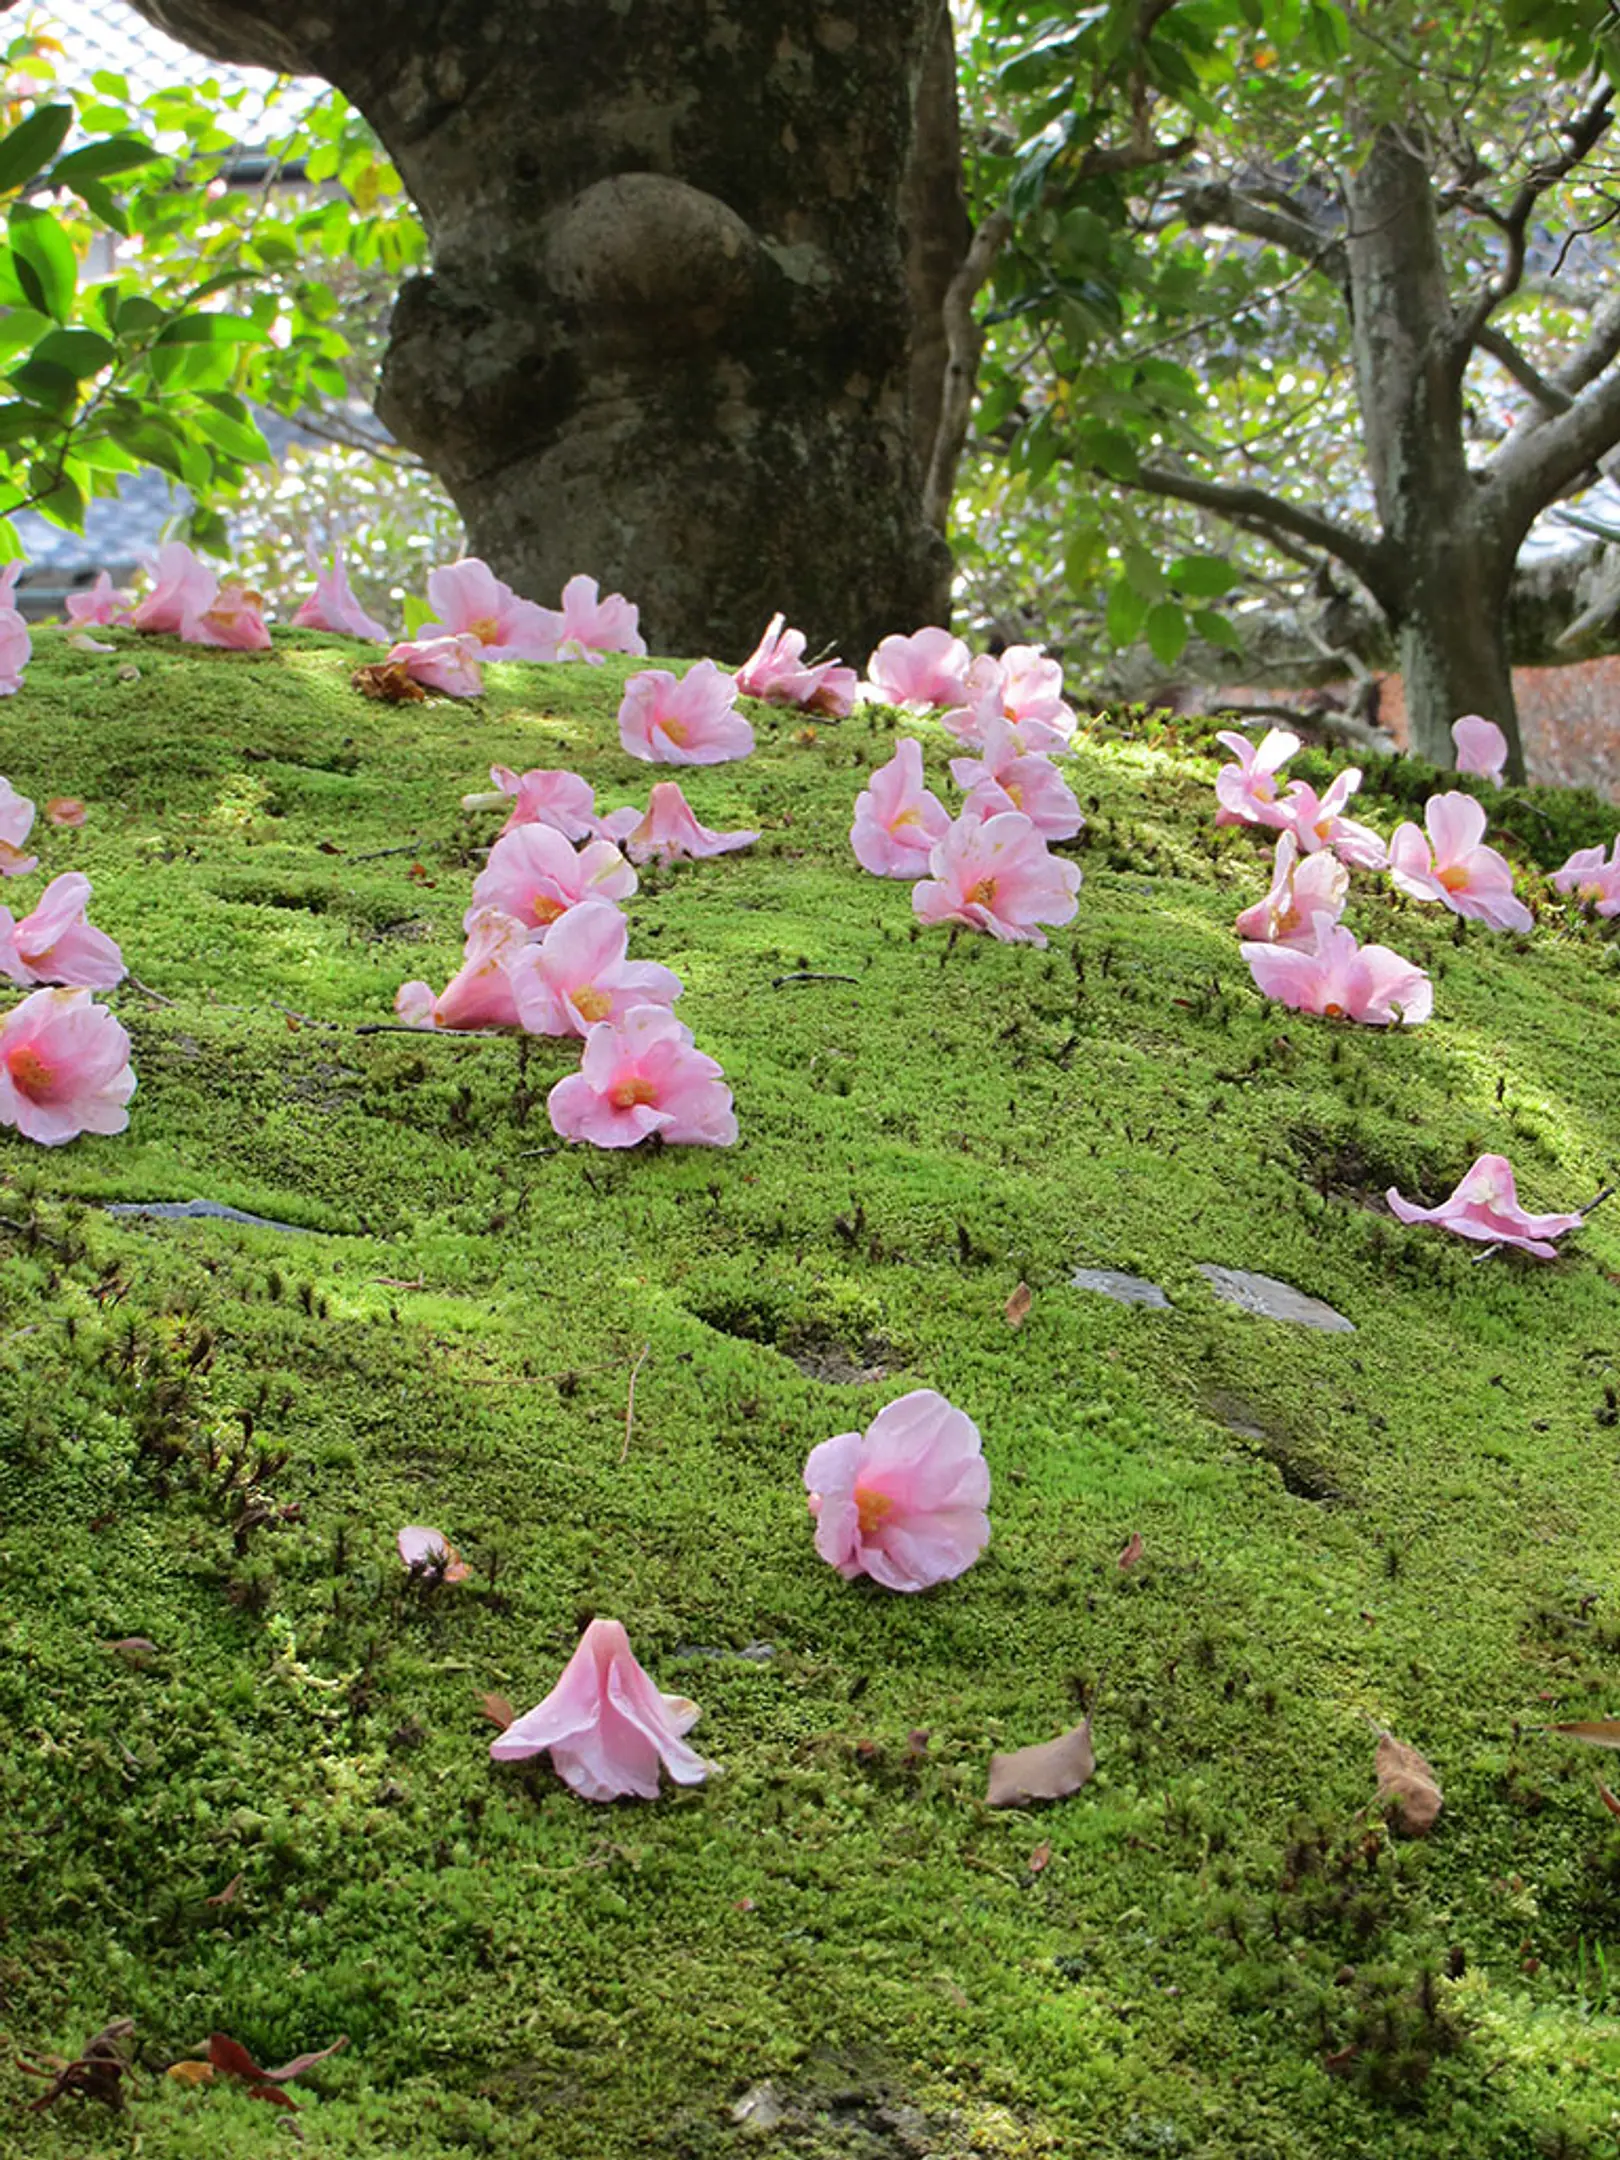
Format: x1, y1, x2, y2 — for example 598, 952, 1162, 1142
2, 631, 1620, 2155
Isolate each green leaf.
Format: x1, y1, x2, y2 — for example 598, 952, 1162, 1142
1106, 575, 1151, 646
0, 104, 73, 197
105, 411, 191, 480
28, 461, 84, 532
0, 399, 42, 444
1191, 608, 1244, 654
0, 308, 49, 362
1122, 543, 1166, 601
115, 293, 170, 336
1074, 420, 1139, 483
189, 394, 270, 463
1169, 554, 1240, 597
154, 311, 265, 346
7, 356, 78, 411
48, 133, 161, 186
1144, 601, 1189, 667
402, 593, 435, 637
30, 327, 116, 381
8, 204, 76, 322
1064, 525, 1104, 595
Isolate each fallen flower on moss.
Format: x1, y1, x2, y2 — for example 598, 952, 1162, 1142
44, 796, 86, 827
1388, 792, 1531, 930
509, 900, 682, 1037
618, 661, 754, 765
0, 774, 37, 875
64, 570, 132, 628
950, 719, 1085, 842
548, 572, 647, 663
547, 1005, 736, 1147
1275, 768, 1388, 869
735, 612, 856, 715
0, 987, 136, 1144
470, 824, 636, 932
0, 871, 125, 988
481, 763, 600, 842
489, 1617, 714, 1801
865, 626, 971, 712
913, 809, 1080, 946
422, 555, 561, 662
850, 737, 951, 879
1233, 832, 1349, 946
1213, 726, 1299, 829
384, 631, 485, 698
397, 1525, 472, 1582
804, 1388, 990, 1592
616, 780, 758, 863
1242, 913, 1431, 1027
293, 545, 391, 640
1385, 1153, 1584, 1259
395, 907, 529, 1030
1550, 835, 1620, 916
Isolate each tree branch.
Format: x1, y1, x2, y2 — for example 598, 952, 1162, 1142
1454, 82, 1615, 346
1473, 323, 1575, 413
923, 208, 1011, 530
1169, 180, 1346, 286
1488, 362, 1620, 539
1128, 463, 1397, 611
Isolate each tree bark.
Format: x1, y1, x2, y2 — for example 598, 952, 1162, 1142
127, 1, 964, 663
1342, 128, 1525, 779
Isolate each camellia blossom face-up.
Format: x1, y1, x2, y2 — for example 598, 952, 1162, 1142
470, 824, 637, 933
486, 764, 600, 842
1233, 832, 1350, 947
803, 1388, 991, 1592
1242, 912, 1432, 1027
913, 809, 1081, 946
0, 987, 136, 1145
508, 900, 683, 1037
0, 873, 124, 988
1274, 769, 1388, 869
939, 652, 1074, 759
949, 719, 1085, 842
489, 1618, 714, 1802
547, 1005, 737, 1148
617, 661, 755, 766
1387, 792, 1532, 931
850, 738, 952, 878
422, 556, 560, 662
1550, 836, 1620, 916
1386, 1153, 1584, 1259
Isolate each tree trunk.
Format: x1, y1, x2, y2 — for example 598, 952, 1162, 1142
127, 1, 964, 664
1342, 129, 1527, 779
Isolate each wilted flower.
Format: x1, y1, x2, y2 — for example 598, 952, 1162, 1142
735, 613, 857, 715
397, 1525, 471, 1581
385, 632, 485, 698
0, 775, 36, 877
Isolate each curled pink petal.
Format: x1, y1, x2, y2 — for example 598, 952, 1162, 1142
619, 781, 757, 863
1451, 715, 1508, 786
293, 545, 391, 640
735, 613, 856, 715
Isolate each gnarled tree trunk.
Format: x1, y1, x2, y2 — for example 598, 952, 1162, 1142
129, 1, 966, 663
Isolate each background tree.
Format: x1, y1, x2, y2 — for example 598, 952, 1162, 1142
965, 0, 1620, 777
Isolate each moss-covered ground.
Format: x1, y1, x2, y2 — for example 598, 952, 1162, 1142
4, 627, 1620, 2156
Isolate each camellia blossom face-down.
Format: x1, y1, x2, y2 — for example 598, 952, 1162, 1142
1451, 715, 1509, 786
735, 613, 858, 716
0, 987, 136, 1144
482, 764, 599, 842
547, 1005, 737, 1148
185, 581, 272, 651
508, 901, 683, 1037
469, 824, 637, 933
490, 1618, 713, 1801
396, 908, 530, 1030
65, 570, 132, 628
1242, 912, 1432, 1027
0, 775, 37, 877
850, 738, 951, 878
1386, 1153, 1585, 1259
865, 626, 973, 712
913, 810, 1081, 947
1551, 837, 1620, 916
386, 631, 486, 698
129, 541, 216, 635
1233, 832, 1350, 946
617, 661, 754, 765
612, 781, 758, 864
1274, 769, 1388, 869
548, 573, 647, 663
0, 872, 125, 988
804, 1388, 991, 1592
1387, 791, 1532, 931
293, 546, 391, 640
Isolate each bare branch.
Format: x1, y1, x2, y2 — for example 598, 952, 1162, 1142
923, 208, 1012, 530
1488, 362, 1620, 538
1473, 324, 1575, 413
1454, 83, 1615, 345
1128, 463, 1397, 610
1169, 181, 1346, 285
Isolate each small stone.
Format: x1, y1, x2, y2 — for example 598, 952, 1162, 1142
732, 2081, 786, 2129
1197, 1265, 1353, 1333
1069, 1266, 1171, 1309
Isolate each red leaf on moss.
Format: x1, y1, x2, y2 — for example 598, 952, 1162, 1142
1118, 1532, 1144, 1570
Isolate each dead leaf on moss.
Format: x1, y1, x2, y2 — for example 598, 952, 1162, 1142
166, 2059, 214, 2087
19, 2017, 135, 2113
1004, 1281, 1032, 1330
1118, 1531, 1144, 1570
204, 2030, 348, 2112
1027, 1839, 1052, 1874
1375, 1732, 1442, 1837
204, 1872, 243, 1907
104, 1636, 161, 1667
1545, 1720, 1620, 1749
986, 1717, 1095, 1807
479, 1692, 515, 1732
352, 661, 425, 703
1598, 1781, 1620, 1819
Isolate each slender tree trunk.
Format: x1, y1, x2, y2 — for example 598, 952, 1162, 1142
127, 1, 965, 664
1343, 129, 1526, 779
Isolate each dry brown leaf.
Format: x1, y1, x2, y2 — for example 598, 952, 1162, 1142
1118, 1532, 1144, 1571
166, 2061, 214, 2087
1598, 1781, 1620, 1819
1545, 1720, 1620, 1749
479, 1693, 515, 1732
986, 1718, 1095, 1807
1004, 1281, 1033, 1330
352, 661, 425, 703
1375, 1732, 1442, 1837
104, 1637, 161, 1667
20, 2018, 135, 2113
1027, 1839, 1052, 1875
204, 1872, 242, 1907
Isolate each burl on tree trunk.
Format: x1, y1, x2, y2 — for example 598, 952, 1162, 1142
128, 1, 967, 662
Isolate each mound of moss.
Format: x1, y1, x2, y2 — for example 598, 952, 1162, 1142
3, 627, 1620, 2159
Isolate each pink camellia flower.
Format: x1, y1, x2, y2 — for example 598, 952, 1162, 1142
397, 1525, 472, 1582
395, 908, 530, 1030
618, 781, 757, 864
509, 900, 682, 1037
1551, 837, 1620, 916
489, 1617, 714, 1801
950, 719, 1085, 842
547, 1004, 737, 1148
0, 775, 37, 877
850, 738, 952, 878
803, 1388, 990, 1593
0, 562, 29, 694
1001, 645, 1077, 738
1242, 911, 1432, 1026
1387, 792, 1532, 931
0, 986, 135, 1144
1386, 1153, 1585, 1260
548, 573, 647, 663
940, 658, 1074, 761
474, 764, 600, 842
181, 580, 271, 651
423, 556, 561, 662
1275, 768, 1388, 869
1213, 727, 1300, 829
130, 541, 217, 634
386, 632, 486, 699
0, 873, 124, 988
45, 797, 86, 828
65, 571, 132, 628
618, 661, 754, 765
293, 545, 391, 640
913, 810, 1081, 946
469, 824, 637, 933
866, 626, 973, 712
1451, 715, 1508, 787
735, 613, 858, 716
1233, 832, 1350, 946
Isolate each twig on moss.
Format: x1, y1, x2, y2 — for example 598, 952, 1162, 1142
0, 1214, 67, 1251
771, 971, 858, 987
351, 841, 429, 861
619, 1343, 651, 1465
353, 1023, 503, 1038
123, 975, 177, 1007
